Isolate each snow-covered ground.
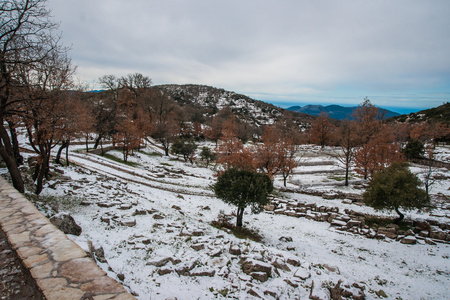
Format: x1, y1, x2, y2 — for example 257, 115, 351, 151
6, 142, 450, 299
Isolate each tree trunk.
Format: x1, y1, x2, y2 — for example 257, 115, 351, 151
236, 207, 244, 227
65, 143, 70, 166
55, 140, 69, 165
7, 121, 23, 166
0, 125, 24, 192
93, 135, 102, 149
394, 207, 405, 224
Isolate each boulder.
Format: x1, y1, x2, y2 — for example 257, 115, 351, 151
49, 213, 82, 236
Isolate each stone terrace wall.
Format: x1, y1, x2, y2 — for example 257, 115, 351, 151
0, 177, 136, 300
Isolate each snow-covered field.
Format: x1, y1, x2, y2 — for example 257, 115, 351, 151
8, 142, 450, 299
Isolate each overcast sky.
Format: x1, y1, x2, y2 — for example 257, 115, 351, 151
47, 0, 450, 113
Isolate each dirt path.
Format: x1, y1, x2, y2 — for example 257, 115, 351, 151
0, 227, 44, 300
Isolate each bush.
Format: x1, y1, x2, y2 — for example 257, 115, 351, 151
403, 139, 424, 159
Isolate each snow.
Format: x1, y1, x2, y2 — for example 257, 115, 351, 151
11, 142, 450, 299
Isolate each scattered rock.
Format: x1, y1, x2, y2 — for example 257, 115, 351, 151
153, 214, 164, 220
279, 236, 293, 242
119, 203, 132, 210
294, 267, 311, 280
191, 243, 205, 251
121, 218, 136, 227
158, 267, 173, 276
229, 244, 241, 256
287, 258, 301, 267
284, 278, 298, 288
117, 273, 125, 281
241, 259, 272, 278
271, 259, 291, 272
146, 257, 171, 267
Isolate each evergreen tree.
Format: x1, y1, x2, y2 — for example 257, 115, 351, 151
213, 169, 273, 227
363, 162, 429, 223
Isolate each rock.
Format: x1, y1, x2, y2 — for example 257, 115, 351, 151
425, 238, 437, 245
284, 278, 298, 288
208, 248, 222, 257
264, 204, 275, 211
287, 258, 301, 267
146, 257, 171, 267
177, 194, 184, 199
49, 213, 82, 236
401, 236, 417, 245
430, 228, 447, 240
322, 264, 340, 274
229, 244, 241, 256
331, 219, 347, 227
190, 269, 215, 277
323, 193, 337, 200
172, 205, 182, 210
251, 271, 268, 282
264, 289, 278, 298
191, 230, 204, 236
279, 236, 293, 242
175, 260, 197, 276
271, 259, 291, 272
133, 209, 148, 215
153, 214, 164, 220
190, 243, 205, 251
94, 246, 107, 263
117, 273, 125, 281
121, 218, 136, 227
248, 288, 263, 298
158, 267, 173, 275
294, 267, 311, 280
347, 220, 362, 228
119, 203, 132, 210
100, 216, 111, 224
241, 259, 272, 277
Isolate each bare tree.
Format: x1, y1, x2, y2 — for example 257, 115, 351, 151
0, 0, 70, 192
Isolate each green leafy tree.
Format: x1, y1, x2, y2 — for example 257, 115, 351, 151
200, 146, 216, 167
403, 139, 424, 160
213, 169, 273, 227
171, 138, 197, 164
363, 162, 429, 223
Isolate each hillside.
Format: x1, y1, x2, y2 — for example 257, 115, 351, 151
287, 104, 400, 120
155, 84, 315, 127
390, 102, 450, 124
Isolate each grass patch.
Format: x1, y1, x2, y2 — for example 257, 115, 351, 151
139, 150, 162, 157
211, 212, 263, 242
102, 153, 140, 167
160, 162, 173, 167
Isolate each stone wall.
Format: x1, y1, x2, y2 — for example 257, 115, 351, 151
0, 177, 136, 300
265, 195, 450, 245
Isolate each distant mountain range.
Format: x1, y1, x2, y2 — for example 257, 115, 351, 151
287, 104, 401, 120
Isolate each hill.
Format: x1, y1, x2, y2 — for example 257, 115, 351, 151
155, 84, 315, 127
390, 102, 450, 124
287, 104, 400, 120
